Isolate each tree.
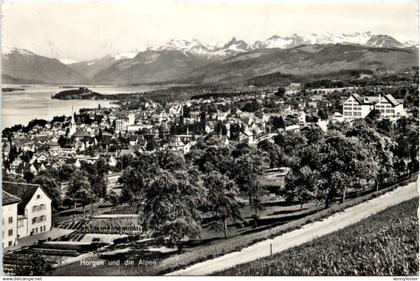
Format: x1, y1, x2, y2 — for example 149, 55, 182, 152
66, 170, 91, 212
23, 170, 35, 183
80, 158, 109, 215
119, 150, 206, 253
32, 174, 62, 210
258, 140, 283, 168
283, 139, 326, 210
365, 109, 381, 123
156, 150, 186, 171
272, 116, 285, 130
274, 130, 307, 156
229, 123, 242, 141
317, 108, 329, 120
320, 131, 379, 206
81, 158, 109, 198
346, 120, 395, 190
233, 151, 266, 227
204, 171, 242, 238
119, 154, 158, 207
8, 145, 18, 163
59, 164, 76, 181
284, 166, 321, 210
393, 117, 419, 175
139, 169, 205, 253
57, 135, 71, 148
215, 121, 223, 135
2, 173, 25, 183
376, 118, 393, 137
274, 87, 286, 99
193, 145, 234, 175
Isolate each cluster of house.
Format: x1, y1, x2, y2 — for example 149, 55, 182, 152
1, 90, 408, 248
3, 90, 408, 177
2, 182, 52, 248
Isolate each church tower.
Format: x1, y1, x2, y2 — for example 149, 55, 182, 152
69, 105, 77, 136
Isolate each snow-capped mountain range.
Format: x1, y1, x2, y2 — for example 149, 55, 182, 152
2, 32, 417, 85
87, 32, 415, 63
120, 32, 415, 59
2, 32, 416, 64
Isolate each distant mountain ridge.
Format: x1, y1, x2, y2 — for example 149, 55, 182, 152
179, 44, 418, 85
66, 32, 416, 79
2, 32, 417, 85
66, 32, 415, 65
116, 31, 416, 59
2, 47, 86, 84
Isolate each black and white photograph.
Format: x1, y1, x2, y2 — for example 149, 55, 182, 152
0, 0, 419, 278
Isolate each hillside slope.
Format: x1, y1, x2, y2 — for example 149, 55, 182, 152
169, 180, 418, 275
92, 49, 213, 84
183, 44, 418, 85
217, 197, 418, 276
2, 48, 87, 84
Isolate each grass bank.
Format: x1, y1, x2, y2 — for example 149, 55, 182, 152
215, 196, 419, 276
157, 173, 418, 275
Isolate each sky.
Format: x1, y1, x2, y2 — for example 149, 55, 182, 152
1, 0, 418, 62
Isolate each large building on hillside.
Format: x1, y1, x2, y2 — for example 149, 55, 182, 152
115, 119, 128, 132
2, 182, 52, 247
342, 94, 406, 120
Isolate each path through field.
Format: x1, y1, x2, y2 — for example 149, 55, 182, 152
168, 180, 418, 276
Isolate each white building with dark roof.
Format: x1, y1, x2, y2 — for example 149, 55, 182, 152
343, 94, 406, 120
2, 182, 52, 241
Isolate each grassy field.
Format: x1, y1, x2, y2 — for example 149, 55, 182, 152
215, 197, 419, 276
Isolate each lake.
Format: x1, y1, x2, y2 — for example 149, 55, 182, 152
1, 84, 161, 129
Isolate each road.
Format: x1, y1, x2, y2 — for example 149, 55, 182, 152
168, 180, 418, 276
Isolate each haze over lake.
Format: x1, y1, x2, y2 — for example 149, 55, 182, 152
1, 84, 160, 129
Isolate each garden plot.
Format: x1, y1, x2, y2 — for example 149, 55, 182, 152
57, 217, 141, 234
81, 233, 129, 244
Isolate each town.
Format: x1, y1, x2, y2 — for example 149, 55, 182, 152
2, 75, 419, 275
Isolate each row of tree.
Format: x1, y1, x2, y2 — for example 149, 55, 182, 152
118, 141, 268, 252
283, 116, 418, 209
116, 114, 418, 253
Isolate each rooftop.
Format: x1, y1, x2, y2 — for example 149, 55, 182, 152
352, 94, 402, 106
2, 181, 47, 214
2, 190, 21, 206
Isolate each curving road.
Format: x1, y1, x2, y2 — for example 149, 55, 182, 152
168, 179, 418, 276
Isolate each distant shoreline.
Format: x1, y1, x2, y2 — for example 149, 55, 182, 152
51, 87, 138, 100
2, 87, 26, 92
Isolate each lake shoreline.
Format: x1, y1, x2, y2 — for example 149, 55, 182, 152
2, 84, 151, 129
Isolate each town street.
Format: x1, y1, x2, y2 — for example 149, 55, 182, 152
168, 179, 419, 276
